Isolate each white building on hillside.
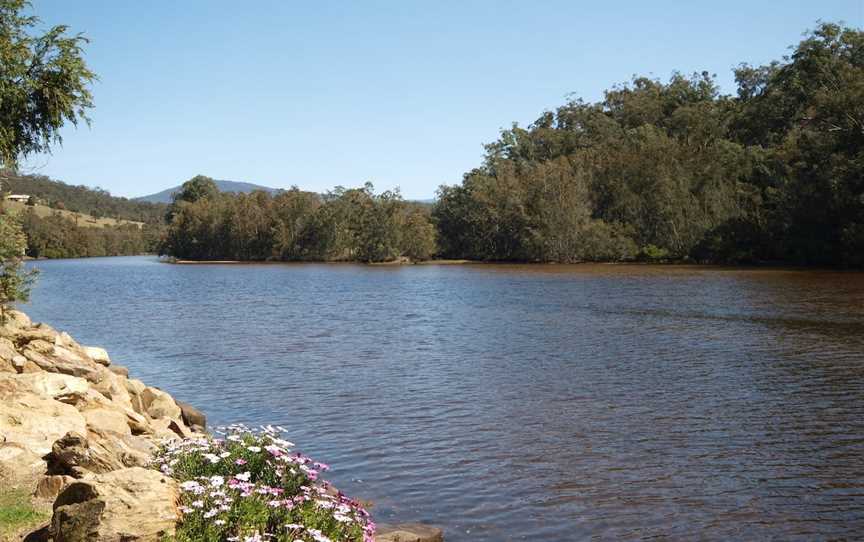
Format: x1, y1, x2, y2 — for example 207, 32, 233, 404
4, 194, 31, 203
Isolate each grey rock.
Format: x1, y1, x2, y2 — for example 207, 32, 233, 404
376, 524, 444, 542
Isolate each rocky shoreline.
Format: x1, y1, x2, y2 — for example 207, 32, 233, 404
0, 310, 441, 542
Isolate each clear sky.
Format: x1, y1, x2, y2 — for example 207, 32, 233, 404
28, 0, 864, 200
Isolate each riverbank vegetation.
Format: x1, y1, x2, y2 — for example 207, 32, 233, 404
433, 21, 863, 267
0, 213, 36, 323
160, 177, 437, 263
160, 22, 864, 267
0, 200, 162, 259
18, 210, 159, 259
1, 172, 166, 259
2, 8, 861, 268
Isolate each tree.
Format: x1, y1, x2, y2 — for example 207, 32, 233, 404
166, 175, 220, 223
173, 175, 220, 205
400, 208, 437, 261
733, 22, 864, 265
0, 0, 95, 169
0, 212, 37, 323
0, 1, 93, 315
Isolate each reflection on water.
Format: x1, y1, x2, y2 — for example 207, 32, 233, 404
24, 257, 864, 540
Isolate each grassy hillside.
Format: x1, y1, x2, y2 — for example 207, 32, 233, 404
4, 200, 143, 229
0, 173, 160, 259
1, 173, 167, 224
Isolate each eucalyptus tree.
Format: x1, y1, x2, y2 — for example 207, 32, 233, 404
0, 0, 94, 314
0, 0, 95, 169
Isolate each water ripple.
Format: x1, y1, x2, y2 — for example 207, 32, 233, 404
22, 257, 864, 541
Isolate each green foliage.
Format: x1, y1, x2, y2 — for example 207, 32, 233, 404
161, 180, 439, 263
18, 208, 159, 259
432, 22, 864, 267
173, 175, 220, 205
400, 208, 437, 261
0, 0, 95, 168
0, 211, 37, 323
329, 183, 403, 262
0, 488, 48, 539
637, 244, 671, 263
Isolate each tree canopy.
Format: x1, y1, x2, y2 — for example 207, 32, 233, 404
161, 179, 437, 263
150, 22, 864, 268
431, 22, 864, 267
0, 0, 95, 169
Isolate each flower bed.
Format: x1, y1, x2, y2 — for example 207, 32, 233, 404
151, 424, 375, 542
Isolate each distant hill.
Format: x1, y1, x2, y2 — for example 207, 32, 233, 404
134, 180, 283, 204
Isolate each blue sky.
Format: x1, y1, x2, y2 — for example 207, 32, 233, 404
29, 0, 864, 200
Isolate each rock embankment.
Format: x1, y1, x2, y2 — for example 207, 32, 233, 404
0, 309, 203, 541
0, 310, 442, 542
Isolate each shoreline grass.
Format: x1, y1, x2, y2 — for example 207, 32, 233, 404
0, 489, 49, 542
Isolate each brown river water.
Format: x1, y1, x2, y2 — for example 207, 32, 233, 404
24, 256, 864, 540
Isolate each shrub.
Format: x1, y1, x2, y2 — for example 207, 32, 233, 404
0, 212, 38, 324
637, 244, 671, 262
151, 425, 374, 542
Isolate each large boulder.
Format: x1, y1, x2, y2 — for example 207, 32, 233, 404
177, 400, 206, 432
123, 407, 152, 436
51, 467, 179, 542
16, 355, 41, 373
125, 378, 147, 415
0, 337, 18, 363
0, 311, 32, 340
0, 442, 47, 490
46, 430, 151, 478
0, 392, 87, 457
12, 325, 59, 346
81, 406, 132, 437
54, 385, 137, 435
0, 352, 17, 373
82, 346, 111, 367
0, 372, 90, 400
34, 474, 76, 500
149, 417, 195, 440
92, 371, 133, 410
140, 387, 181, 420
376, 524, 444, 542
5, 310, 31, 329
107, 364, 129, 378
20, 345, 104, 384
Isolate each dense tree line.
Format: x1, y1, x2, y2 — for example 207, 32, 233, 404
434, 22, 864, 266
1, 172, 168, 223
160, 24, 863, 268
161, 177, 436, 262
18, 209, 161, 259
0, 173, 164, 259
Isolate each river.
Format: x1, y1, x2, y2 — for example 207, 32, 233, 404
22, 256, 864, 540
